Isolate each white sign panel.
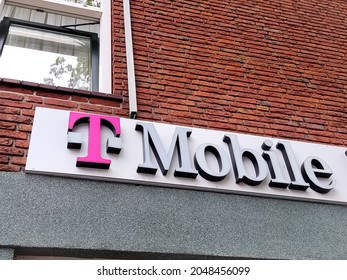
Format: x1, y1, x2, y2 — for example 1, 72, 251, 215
26, 107, 347, 205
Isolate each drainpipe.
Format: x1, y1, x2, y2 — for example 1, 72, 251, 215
123, 0, 137, 119
0, 0, 4, 20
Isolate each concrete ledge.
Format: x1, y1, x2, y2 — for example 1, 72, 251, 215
0, 248, 14, 260
0, 172, 347, 259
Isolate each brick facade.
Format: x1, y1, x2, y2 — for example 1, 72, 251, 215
0, 0, 346, 172
0, 83, 124, 172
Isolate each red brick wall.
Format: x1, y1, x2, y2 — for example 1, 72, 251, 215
125, 0, 347, 141
0, 84, 124, 171
0, 0, 346, 172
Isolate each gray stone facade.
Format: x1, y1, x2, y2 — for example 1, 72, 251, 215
0, 172, 346, 259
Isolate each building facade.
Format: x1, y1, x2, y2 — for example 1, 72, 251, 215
0, 0, 346, 259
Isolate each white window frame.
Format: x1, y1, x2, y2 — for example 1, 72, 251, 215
0, 0, 111, 93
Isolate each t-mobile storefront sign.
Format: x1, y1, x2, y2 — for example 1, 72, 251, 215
26, 107, 347, 205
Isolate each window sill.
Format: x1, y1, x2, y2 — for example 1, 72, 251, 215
0, 78, 123, 102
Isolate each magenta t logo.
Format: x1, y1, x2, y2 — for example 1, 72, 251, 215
67, 112, 121, 169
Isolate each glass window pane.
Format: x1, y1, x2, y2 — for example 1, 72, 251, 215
0, 24, 92, 90
64, 0, 101, 8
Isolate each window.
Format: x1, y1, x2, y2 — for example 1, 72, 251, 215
0, 17, 99, 90
0, 0, 111, 93
65, 0, 101, 8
